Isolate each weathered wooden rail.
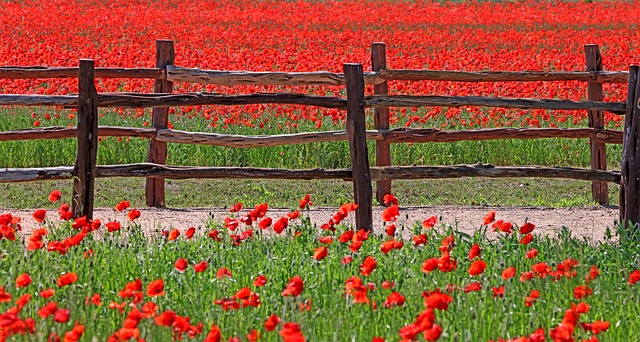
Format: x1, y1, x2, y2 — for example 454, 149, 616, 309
1, 40, 638, 230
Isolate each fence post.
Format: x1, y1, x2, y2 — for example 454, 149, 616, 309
371, 42, 392, 203
145, 39, 175, 207
584, 44, 608, 205
72, 59, 99, 219
344, 63, 373, 231
620, 65, 640, 231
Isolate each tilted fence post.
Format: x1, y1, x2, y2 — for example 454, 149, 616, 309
584, 44, 608, 205
145, 39, 175, 207
72, 59, 99, 219
372, 42, 392, 203
344, 63, 373, 231
620, 65, 640, 231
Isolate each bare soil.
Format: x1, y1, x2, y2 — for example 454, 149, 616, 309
4, 205, 619, 242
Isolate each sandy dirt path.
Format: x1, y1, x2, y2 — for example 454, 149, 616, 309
3, 205, 619, 242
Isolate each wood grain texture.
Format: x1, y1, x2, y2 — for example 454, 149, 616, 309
0, 66, 162, 79
0, 126, 156, 141
378, 69, 628, 83
585, 45, 608, 205
620, 66, 640, 228
372, 42, 392, 203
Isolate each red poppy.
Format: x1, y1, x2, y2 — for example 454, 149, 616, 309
502, 267, 517, 280
106, 221, 121, 232
492, 286, 505, 298
58, 203, 73, 221
216, 267, 231, 278
41, 288, 55, 299
175, 258, 188, 272
224, 217, 239, 231
525, 248, 539, 259
422, 289, 452, 310
491, 220, 512, 233
259, 217, 272, 229
468, 243, 481, 260
581, 320, 610, 335
372, 337, 385, 342
248, 203, 269, 220
520, 271, 534, 282
115, 200, 130, 211
468, 259, 486, 276
146, 279, 165, 297
532, 262, 551, 278
0, 286, 11, 303
519, 234, 533, 245
359, 256, 377, 276
57, 272, 78, 287
464, 282, 482, 293
194, 261, 208, 273
318, 236, 333, 244
154, 310, 176, 326
33, 209, 47, 223
382, 280, 395, 289
421, 258, 438, 273
63, 322, 84, 342
573, 285, 592, 300
88, 293, 101, 306
629, 270, 640, 285
185, 227, 196, 239
279, 322, 305, 342
413, 233, 427, 247
341, 255, 353, 264
422, 215, 437, 229
313, 246, 328, 260
282, 276, 304, 297
48, 190, 61, 203
203, 323, 221, 342
586, 265, 600, 282
54, 309, 70, 323
38, 301, 57, 318
383, 292, 405, 308
273, 217, 289, 234
127, 209, 141, 221
525, 289, 540, 307
385, 224, 396, 236
439, 235, 455, 252
482, 210, 496, 225
287, 210, 301, 220
254, 275, 267, 287
16, 273, 31, 288
63, 231, 87, 248
423, 324, 443, 341
229, 202, 243, 212
380, 239, 395, 254
208, 230, 222, 241
349, 241, 362, 253
383, 193, 398, 206
168, 228, 181, 241
519, 222, 535, 234
381, 205, 399, 222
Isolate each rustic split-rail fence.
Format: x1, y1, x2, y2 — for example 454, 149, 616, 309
1, 40, 639, 231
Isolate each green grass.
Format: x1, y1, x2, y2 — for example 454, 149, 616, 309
0, 106, 623, 209
0, 210, 639, 341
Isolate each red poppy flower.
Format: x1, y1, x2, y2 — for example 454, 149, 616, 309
0, 286, 11, 303
359, 256, 377, 276
383, 193, 398, 206
468, 243, 481, 260
491, 220, 512, 234
203, 323, 221, 342
585, 265, 600, 282
464, 282, 482, 293
127, 209, 141, 221
33, 209, 47, 223
216, 267, 231, 278
492, 286, 505, 298
248, 203, 269, 220
519, 234, 533, 245
519, 222, 535, 234
502, 267, 517, 280
318, 236, 332, 244
421, 258, 438, 273
57, 272, 78, 287
525, 248, 538, 259
341, 255, 353, 264
106, 221, 121, 232
115, 200, 130, 211
208, 230, 222, 241
273, 217, 289, 234
532, 262, 551, 278
185, 227, 196, 239
38, 301, 57, 318
224, 217, 239, 231
581, 320, 610, 335
63, 322, 84, 342
383, 292, 405, 308
48, 190, 61, 203
41, 288, 55, 299
422, 215, 437, 229
422, 289, 452, 310
254, 275, 267, 287
258, 217, 272, 229
229, 202, 243, 212
413, 233, 427, 247
279, 322, 305, 342
146, 279, 165, 297
349, 241, 363, 253
175, 258, 188, 272
54, 309, 70, 323
385, 224, 396, 236
382, 280, 395, 289
629, 270, 640, 285
168, 228, 180, 241
525, 289, 540, 307
520, 271, 534, 282
16, 273, 31, 288
482, 210, 496, 225
88, 293, 101, 306
287, 210, 301, 220
194, 261, 208, 273
154, 310, 176, 326
573, 285, 592, 300
282, 276, 304, 297
381, 205, 399, 222
468, 259, 487, 276
423, 324, 443, 341
313, 246, 328, 260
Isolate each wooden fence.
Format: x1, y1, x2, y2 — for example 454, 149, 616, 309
0, 40, 636, 230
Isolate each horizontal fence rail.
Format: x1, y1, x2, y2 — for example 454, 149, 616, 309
0, 66, 162, 79
0, 126, 156, 141
378, 69, 629, 83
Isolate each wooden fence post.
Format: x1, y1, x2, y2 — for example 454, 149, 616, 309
72, 59, 99, 219
620, 65, 640, 230
146, 40, 175, 207
584, 44, 608, 205
344, 63, 373, 231
372, 42, 392, 203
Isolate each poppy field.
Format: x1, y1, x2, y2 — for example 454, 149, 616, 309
0, 192, 639, 341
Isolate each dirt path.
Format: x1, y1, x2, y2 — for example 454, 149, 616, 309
3, 205, 619, 242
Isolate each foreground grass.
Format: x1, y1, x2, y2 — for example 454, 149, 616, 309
0, 206, 638, 341
0, 177, 620, 209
